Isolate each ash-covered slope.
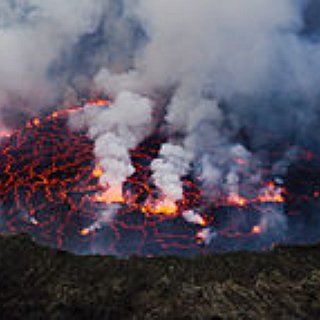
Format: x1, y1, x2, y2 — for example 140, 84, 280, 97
0, 234, 319, 320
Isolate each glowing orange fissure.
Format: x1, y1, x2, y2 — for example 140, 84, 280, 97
80, 228, 90, 236
227, 182, 285, 207
86, 99, 112, 106
92, 166, 104, 178
92, 181, 178, 217
199, 216, 207, 227
91, 160, 286, 221
251, 225, 262, 234
91, 161, 179, 216
142, 197, 178, 217
94, 188, 125, 204
4, 98, 113, 138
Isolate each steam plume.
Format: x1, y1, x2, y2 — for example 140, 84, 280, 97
84, 91, 153, 201
0, 0, 105, 126
93, 0, 320, 237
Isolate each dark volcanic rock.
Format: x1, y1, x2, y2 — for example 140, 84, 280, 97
0, 234, 320, 319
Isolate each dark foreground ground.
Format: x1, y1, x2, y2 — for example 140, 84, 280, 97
0, 235, 320, 319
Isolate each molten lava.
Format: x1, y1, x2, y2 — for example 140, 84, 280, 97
0, 100, 319, 255
141, 197, 178, 217
94, 188, 125, 204
251, 225, 262, 235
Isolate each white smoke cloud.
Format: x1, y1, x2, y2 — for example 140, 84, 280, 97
151, 143, 192, 201
0, 0, 105, 129
182, 210, 205, 226
93, 0, 320, 211
112, 0, 307, 95
84, 91, 153, 200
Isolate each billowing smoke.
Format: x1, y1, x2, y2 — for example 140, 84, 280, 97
0, 0, 149, 129
151, 143, 192, 203
1, 1, 320, 248
0, 0, 106, 127
84, 91, 153, 202
93, 0, 320, 243
94, 1, 320, 214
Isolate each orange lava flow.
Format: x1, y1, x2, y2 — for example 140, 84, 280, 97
94, 188, 125, 204
257, 182, 285, 203
141, 197, 178, 217
80, 228, 91, 236
251, 225, 262, 234
226, 182, 285, 208
85, 99, 112, 107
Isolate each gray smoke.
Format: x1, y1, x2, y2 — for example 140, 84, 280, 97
0, 0, 148, 129
0, 0, 107, 127
83, 91, 153, 201
93, 1, 320, 241
93, 1, 320, 208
